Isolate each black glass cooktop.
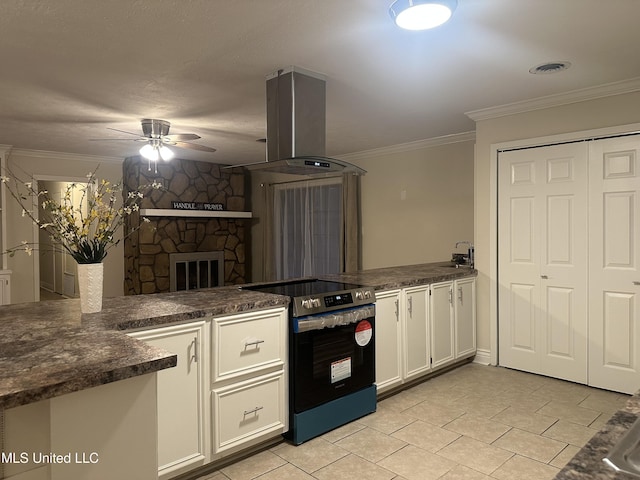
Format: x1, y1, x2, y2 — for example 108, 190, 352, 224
244, 279, 363, 298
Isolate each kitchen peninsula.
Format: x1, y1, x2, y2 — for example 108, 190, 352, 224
0, 287, 289, 480
0, 262, 475, 480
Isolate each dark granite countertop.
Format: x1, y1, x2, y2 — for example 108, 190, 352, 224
0, 261, 471, 411
555, 391, 640, 479
321, 261, 477, 290
0, 286, 289, 410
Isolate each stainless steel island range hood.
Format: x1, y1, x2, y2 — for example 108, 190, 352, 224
245, 67, 366, 177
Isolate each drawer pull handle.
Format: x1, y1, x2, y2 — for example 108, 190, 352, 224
243, 406, 263, 416
244, 339, 265, 348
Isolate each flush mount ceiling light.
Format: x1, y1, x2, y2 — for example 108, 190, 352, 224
529, 61, 572, 75
389, 0, 457, 30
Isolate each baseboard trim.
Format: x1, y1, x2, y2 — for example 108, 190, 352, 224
473, 349, 492, 366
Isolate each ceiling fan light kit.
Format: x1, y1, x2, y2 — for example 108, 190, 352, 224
139, 141, 175, 171
92, 118, 216, 173
389, 0, 457, 30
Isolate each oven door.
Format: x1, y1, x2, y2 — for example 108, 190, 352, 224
292, 305, 375, 413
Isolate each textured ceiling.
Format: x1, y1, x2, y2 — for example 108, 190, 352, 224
1, 0, 640, 165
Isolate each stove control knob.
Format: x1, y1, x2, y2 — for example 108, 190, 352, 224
364, 290, 372, 299
301, 299, 312, 309
312, 298, 322, 308
355, 290, 364, 300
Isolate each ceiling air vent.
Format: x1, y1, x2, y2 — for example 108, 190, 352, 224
529, 61, 572, 75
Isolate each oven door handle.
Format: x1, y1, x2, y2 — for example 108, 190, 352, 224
294, 304, 375, 333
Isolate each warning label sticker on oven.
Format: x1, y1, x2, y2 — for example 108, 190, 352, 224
331, 357, 352, 383
355, 320, 373, 347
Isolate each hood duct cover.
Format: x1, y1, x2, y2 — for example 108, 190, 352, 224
245, 67, 366, 176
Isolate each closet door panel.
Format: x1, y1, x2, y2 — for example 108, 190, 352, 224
602, 292, 634, 368
589, 137, 640, 393
540, 154, 588, 383
499, 151, 542, 373
499, 143, 588, 383
510, 283, 536, 352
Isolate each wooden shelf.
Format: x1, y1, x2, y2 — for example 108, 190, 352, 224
139, 209, 252, 219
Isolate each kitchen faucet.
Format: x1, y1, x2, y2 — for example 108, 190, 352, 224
455, 241, 474, 268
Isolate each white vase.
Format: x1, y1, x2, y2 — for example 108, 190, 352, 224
77, 263, 104, 313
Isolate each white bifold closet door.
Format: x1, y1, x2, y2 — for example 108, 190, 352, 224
498, 142, 589, 384
588, 136, 640, 393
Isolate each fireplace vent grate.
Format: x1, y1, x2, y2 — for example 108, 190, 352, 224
170, 251, 224, 292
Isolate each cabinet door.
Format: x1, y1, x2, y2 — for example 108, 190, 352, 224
430, 281, 455, 369
375, 289, 403, 393
130, 321, 208, 480
404, 285, 430, 381
454, 277, 476, 359
0, 273, 9, 305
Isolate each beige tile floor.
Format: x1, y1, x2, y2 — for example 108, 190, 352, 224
196, 364, 629, 480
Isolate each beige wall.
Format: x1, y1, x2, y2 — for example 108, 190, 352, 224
5, 150, 123, 304
249, 140, 476, 282
346, 141, 475, 269
473, 91, 640, 356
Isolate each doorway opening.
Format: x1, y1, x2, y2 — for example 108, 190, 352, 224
34, 177, 88, 302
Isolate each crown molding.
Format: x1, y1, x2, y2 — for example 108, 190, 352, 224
465, 77, 640, 122
9, 147, 123, 164
0, 144, 13, 155
338, 131, 476, 161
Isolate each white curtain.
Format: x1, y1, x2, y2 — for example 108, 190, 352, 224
261, 173, 362, 282
273, 177, 343, 280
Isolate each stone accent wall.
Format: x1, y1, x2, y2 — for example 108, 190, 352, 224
123, 157, 248, 295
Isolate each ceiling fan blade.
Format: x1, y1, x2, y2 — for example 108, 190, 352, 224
89, 137, 145, 141
164, 133, 201, 141
107, 127, 146, 137
172, 141, 217, 153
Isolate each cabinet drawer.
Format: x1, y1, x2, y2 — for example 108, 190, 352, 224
212, 371, 287, 453
212, 308, 286, 382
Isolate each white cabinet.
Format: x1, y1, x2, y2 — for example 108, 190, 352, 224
0, 270, 10, 305
430, 281, 456, 369
430, 278, 477, 370
454, 277, 476, 359
128, 307, 288, 478
212, 307, 286, 382
129, 320, 209, 480
403, 285, 431, 381
210, 307, 288, 457
212, 370, 287, 454
376, 278, 476, 395
374, 289, 403, 394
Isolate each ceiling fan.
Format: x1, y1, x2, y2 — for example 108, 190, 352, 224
93, 119, 217, 172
